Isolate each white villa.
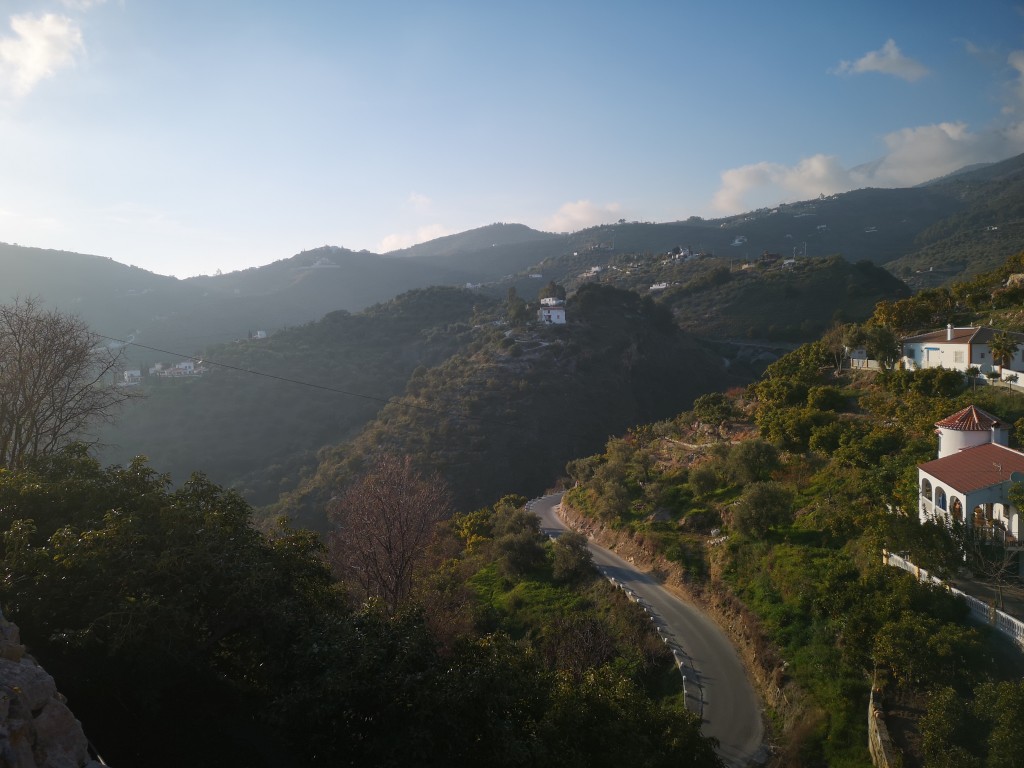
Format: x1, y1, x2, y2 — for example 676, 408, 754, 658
918, 405, 1024, 569
538, 297, 566, 325
902, 325, 1024, 378
538, 306, 566, 325
149, 359, 207, 378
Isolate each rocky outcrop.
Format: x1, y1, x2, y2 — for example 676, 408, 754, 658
0, 612, 103, 768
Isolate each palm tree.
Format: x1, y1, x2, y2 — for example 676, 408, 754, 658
988, 331, 1020, 383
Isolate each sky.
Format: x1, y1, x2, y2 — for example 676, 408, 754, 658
2, 1, 1024, 278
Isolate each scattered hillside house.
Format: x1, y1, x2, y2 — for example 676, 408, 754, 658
120, 369, 142, 386
537, 301, 566, 325
918, 405, 1024, 568
649, 282, 669, 291
901, 325, 1024, 378
846, 346, 873, 369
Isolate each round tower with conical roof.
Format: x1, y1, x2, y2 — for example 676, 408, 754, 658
935, 405, 1008, 458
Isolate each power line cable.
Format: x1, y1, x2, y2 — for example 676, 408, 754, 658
96, 333, 589, 439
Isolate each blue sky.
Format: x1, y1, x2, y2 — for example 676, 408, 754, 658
2, 1, 1023, 277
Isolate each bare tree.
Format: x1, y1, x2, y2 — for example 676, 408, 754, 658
328, 454, 451, 613
0, 297, 135, 468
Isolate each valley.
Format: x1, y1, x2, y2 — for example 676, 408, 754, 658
4, 154, 1024, 767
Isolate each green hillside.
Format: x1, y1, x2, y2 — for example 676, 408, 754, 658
269, 284, 734, 530
520, 252, 910, 342
96, 286, 487, 503
885, 153, 1024, 286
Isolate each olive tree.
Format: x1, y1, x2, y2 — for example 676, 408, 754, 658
732, 481, 794, 537
0, 297, 134, 468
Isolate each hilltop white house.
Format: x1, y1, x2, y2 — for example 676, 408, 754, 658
538, 297, 566, 325
149, 359, 208, 378
901, 325, 1024, 378
918, 405, 1024, 570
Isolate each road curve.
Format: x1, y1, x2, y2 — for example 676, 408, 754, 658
528, 492, 766, 768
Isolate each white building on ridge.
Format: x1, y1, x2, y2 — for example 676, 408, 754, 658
917, 405, 1024, 570
902, 325, 1024, 377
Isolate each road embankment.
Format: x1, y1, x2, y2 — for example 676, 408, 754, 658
558, 499, 822, 764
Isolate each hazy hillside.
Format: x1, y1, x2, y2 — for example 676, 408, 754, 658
885, 153, 1024, 286
563, 254, 910, 342
7, 153, 1024, 362
388, 222, 558, 258
96, 286, 487, 503
270, 283, 735, 530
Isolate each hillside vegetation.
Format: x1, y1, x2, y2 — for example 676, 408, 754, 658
556, 252, 1024, 766
529, 253, 910, 342
0, 449, 720, 767
270, 283, 734, 530
97, 286, 487, 503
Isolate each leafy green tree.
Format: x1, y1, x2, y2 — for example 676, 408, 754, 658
989, 331, 1020, 378
974, 680, 1024, 768
727, 439, 779, 484
919, 686, 982, 768
551, 530, 593, 583
862, 324, 901, 370
538, 281, 567, 301
756, 405, 833, 452
732, 481, 794, 537
691, 392, 733, 424
873, 613, 981, 689
566, 455, 601, 485
0, 454, 342, 766
505, 285, 531, 325
491, 500, 545, 576
689, 464, 720, 497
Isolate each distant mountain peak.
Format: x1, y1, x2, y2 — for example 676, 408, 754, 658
386, 222, 556, 258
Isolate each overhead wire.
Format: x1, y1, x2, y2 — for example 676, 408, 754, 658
94, 333, 590, 439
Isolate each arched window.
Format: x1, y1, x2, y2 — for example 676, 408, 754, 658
936, 487, 947, 511
921, 478, 933, 501
951, 497, 963, 523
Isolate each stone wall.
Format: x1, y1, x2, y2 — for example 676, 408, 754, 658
0, 612, 103, 768
868, 687, 902, 768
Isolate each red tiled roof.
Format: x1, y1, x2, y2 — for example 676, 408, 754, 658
902, 326, 1024, 345
919, 442, 1024, 493
935, 405, 1002, 431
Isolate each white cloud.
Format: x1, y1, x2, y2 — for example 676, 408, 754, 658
711, 122, 1024, 214
832, 39, 929, 83
712, 155, 854, 213
408, 192, 432, 213
542, 200, 622, 233
0, 13, 84, 98
378, 223, 453, 252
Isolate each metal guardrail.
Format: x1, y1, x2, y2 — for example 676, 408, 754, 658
529, 495, 706, 716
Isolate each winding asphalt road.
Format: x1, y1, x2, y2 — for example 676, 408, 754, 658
528, 492, 766, 768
